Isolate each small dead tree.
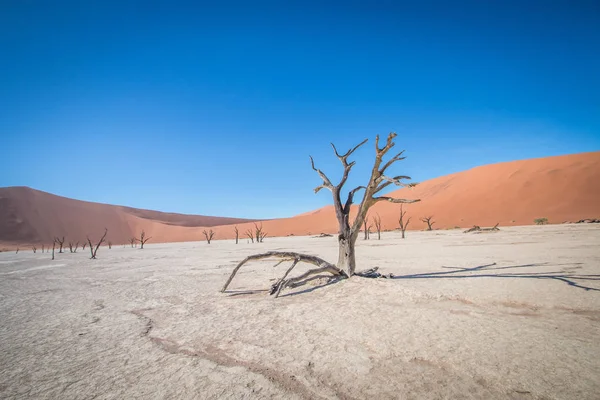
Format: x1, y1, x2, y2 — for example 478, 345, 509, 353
222, 132, 420, 296
82, 241, 87, 250
234, 226, 239, 244
15, 247, 19, 254
41, 244, 45, 253
203, 229, 215, 244
254, 223, 267, 243
421, 216, 435, 231
373, 213, 382, 240
245, 229, 254, 243
87, 228, 108, 259
137, 231, 151, 249
363, 215, 371, 240
68, 241, 79, 253
54, 236, 65, 253
129, 237, 136, 248
32, 245, 37, 253
52, 240, 56, 260
108, 241, 112, 249
398, 204, 411, 239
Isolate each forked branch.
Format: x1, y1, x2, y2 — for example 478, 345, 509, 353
87, 228, 108, 259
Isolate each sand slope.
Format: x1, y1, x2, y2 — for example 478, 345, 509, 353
1, 151, 599, 246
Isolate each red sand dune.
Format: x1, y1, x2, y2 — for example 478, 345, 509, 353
1, 152, 599, 247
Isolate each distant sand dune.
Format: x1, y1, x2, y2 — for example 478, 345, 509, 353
1, 151, 599, 246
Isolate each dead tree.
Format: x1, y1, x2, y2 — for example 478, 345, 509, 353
87, 228, 108, 259
398, 204, 411, 239
363, 216, 371, 240
68, 241, 79, 253
254, 223, 267, 243
108, 241, 112, 249
15, 247, 19, 254
222, 132, 420, 296
203, 229, 215, 244
245, 229, 254, 243
32, 245, 37, 253
41, 244, 45, 253
54, 236, 65, 253
82, 241, 87, 250
234, 226, 239, 244
129, 237, 136, 248
373, 213, 382, 240
137, 231, 151, 249
421, 216, 435, 231
52, 240, 55, 260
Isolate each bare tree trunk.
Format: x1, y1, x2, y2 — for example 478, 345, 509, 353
32, 246, 36, 253
337, 231, 357, 276
52, 241, 55, 260
398, 204, 411, 239
373, 213, 382, 240
234, 226, 239, 244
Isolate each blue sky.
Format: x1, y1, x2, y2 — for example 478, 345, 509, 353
1, 0, 599, 218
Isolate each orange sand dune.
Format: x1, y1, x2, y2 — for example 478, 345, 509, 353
1, 152, 599, 247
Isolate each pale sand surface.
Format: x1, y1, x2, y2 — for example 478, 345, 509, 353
1, 225, 599, 399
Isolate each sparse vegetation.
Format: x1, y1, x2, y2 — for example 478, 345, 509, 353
223, 132, 420, 296
534, 218, 548, 225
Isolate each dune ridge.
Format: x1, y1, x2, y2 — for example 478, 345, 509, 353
1, 151, 599, 247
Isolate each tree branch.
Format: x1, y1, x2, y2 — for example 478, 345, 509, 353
374, 197, 421, 204
309, 156, 334, 191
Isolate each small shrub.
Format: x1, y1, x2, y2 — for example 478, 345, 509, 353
534, 218, 548, 225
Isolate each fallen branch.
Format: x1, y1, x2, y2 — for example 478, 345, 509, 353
221, 251, 347, 297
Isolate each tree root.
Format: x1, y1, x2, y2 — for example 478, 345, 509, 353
221, 251, 348, 297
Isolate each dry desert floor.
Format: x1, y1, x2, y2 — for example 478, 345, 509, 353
1, 224, 599, 399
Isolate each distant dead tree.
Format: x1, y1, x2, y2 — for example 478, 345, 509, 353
87, 228, 108, 259
108, 241, 112, 249
373, 213, 382, 240
222, 132, 420, 296
54, 236, 65, 253
68, 241, 79, 253
234, 226, 239, 244
32, 245, 37, 253
41, 244, 45, 253
15, 247, 19, 254
254, 223, 267, 243
129, 237, 136, 248
203, 229, 215, 244
398, 204, 411, 239
52, 239, 56, 260
82, 241, 87, 250
245, 229, 254, 243
421, 216, 435, 231
136, 231, 151, 249
363, 215, 371, 240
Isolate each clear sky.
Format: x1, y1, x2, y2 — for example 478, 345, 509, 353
1, 1, 599, 218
